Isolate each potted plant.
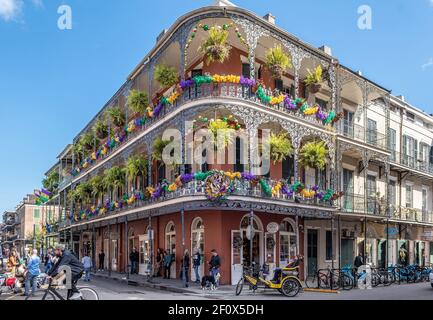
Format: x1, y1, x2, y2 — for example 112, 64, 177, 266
265, 45, 292, 79
199, 25, 231, 65
108, 106, 126, 129
152, 137, 172, 162
128, 90, 149, 118
154, 65, 179, 89
304, 65, 323, 94
126, 154, 148, 188
89, 175, 105, 206
93, 118, 109, 140
208, 119, 236, 149
103, 166, 127, 200
80, 132, 98, 152
269, 132, 293, 164
299, 140, 328, 170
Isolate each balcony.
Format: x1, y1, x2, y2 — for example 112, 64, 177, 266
341, 121, 387, 149
72, 80, 336, 181
58, 175, 73, 191
389, 151, 433, 175
67, 179, 337, 226
341, 193, 387, 217
390, 206, 433, 224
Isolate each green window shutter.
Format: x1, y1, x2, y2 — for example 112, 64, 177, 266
34, 209, 40, 219
414, 139, 418, 161
403, 135, 407, 156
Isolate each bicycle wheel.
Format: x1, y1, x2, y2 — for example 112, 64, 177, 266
281, 279, 300, 298
371, 274, 380, 287
235, 278, 244, 296
78, 287, 99, 300
305, 275, 318, 289
42, 291, 56, 300
330, 274, 340, 290
340, 274, 353, 291
382, 273, 391, 286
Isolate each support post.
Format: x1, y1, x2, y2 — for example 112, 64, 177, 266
125, 217, 129, 280
108, 222, 112, 277
249, 209, 254, 268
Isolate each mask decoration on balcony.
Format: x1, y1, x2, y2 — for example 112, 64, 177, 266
72, 170, 344, 222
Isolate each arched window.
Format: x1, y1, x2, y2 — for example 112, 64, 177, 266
279, 218, 297, 266
165, 222, 176, 255
191, 217, 204, 255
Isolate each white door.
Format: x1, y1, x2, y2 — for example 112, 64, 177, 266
111, 240, 118, 271
231, 231, 243, 285
139, 235, 151, 275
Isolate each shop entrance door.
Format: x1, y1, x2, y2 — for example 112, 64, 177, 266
341, 239, 354, 268
111, 240, 118, 272
139, 235, 151, 275
377, 240, 387, 268
307, 229, 318, 276
231, 231, 243, 285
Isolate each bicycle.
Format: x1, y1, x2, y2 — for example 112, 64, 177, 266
35, 278, 99, 300
305, 268, 343, 290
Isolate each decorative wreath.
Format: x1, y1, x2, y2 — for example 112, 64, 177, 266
205, 171, 234, 202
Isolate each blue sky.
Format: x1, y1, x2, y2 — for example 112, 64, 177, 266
1, 0, 433, 212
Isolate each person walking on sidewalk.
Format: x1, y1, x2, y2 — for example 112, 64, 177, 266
82, 253, 93, 282
22, 249, 41, 297
163, 250, 173, 279
192, 251, 201, 284
209, 249, 221, 287
44, 248, 54, 274
130, 247, 139, 274
98, 250, 105, 271
182, 250, 190, 288
156, 248, 163, 277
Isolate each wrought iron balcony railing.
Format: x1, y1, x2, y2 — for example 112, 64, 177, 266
340, 121, 387, 149
71, 82, 334, 181
390, 206, 433, 224
389, 150, 433, 175
341, 193, 387, 216
64, 179, 337, 226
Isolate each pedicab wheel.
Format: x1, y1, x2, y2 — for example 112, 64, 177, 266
281, 279, 300, 297
235, 278, 244, 296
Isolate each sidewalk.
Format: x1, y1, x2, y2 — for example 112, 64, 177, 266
91, 270, 235, 295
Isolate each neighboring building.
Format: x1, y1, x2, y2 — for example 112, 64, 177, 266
44, 1, 433, 284
1, 211, 20, 253
15, 194, 60, 256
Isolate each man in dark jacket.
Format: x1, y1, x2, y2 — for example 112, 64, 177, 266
354, 253, 364, 268
48, 244, 85, 300
130, 247, 139, 274
209, 249, 221, 286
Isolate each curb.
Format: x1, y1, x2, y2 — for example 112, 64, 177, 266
92, 273, 198, 294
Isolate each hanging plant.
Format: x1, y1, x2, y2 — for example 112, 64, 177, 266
269, 132, 293, 164
80, 132, 97, 152
154, 65, 179, 89
108, 106, 126, 129
103, 166, 127, 195
126, 154, 148, 183
152, 137, 171, 162
304, 65, 323, 94
199, 25, 231, 65
93, 118, 109, 140
265, 45, 292, 79
299, 140, 328, 170
208, 119, 236, 149
127, 90, 149, 117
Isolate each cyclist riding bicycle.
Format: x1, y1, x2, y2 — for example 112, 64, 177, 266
47, 244, 85, 300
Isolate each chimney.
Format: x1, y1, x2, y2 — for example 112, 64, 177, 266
396, 95, 405, 102
214, 0, 236, 6
156, 29, 167, 43
319, 45, 332, 56
263, 13, 276, 25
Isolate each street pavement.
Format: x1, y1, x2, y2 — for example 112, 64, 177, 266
1, 277, 433, 300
